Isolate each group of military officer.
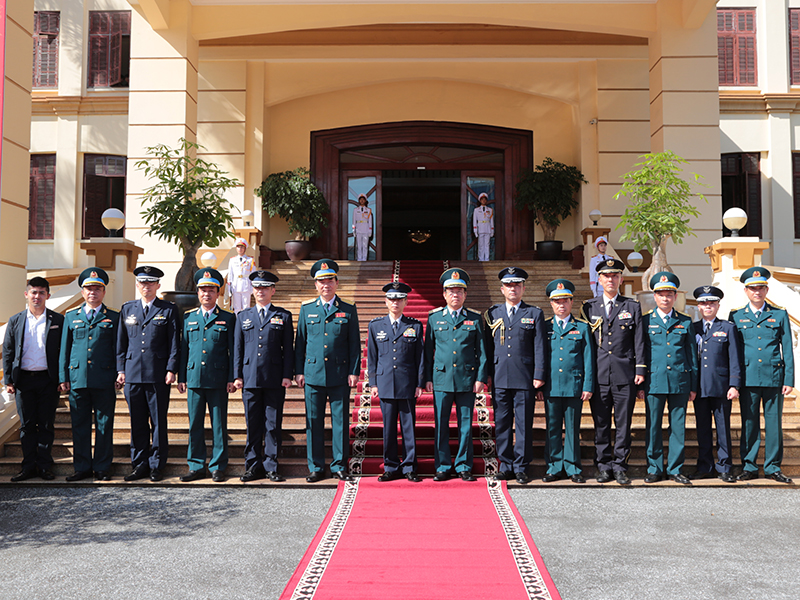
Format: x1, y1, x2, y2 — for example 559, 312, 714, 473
3, 255, 794, 485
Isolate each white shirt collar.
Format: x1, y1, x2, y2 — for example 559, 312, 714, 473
84, 304, 102, 316
749, 303, 765, 314
26, 309, 46, 322
656, 308, 673, 320
505, 301, 521, 312
556, 315, 571, 328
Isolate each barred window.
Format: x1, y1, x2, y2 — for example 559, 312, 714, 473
32, 11, 59, 88
718, 9, 757, 86
88, 11, 131, 88
29, 155, 56, 240
83, 155, 126, 239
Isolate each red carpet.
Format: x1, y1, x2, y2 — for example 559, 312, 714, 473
280, 478, 561, 600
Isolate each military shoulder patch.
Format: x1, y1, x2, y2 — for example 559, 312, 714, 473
767, 302, 785, 311
643, 309, 654, 315
301, 298, 317, 305
429, 307, 444, 314
185, 308, 198, 314
218, 307, 234, 314
676, 310, 691, 318
575, 316, 589, 324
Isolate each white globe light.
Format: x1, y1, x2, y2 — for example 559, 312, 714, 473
627, 251, 643, 272
589, 209, 602, 225
101, 208, 125, 233
722, 208, 748, 236
242, 209, 254, 227
200, 252, 217, 268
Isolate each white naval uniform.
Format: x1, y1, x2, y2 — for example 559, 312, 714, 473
472, 205, 494, 261
352, 205, 373, 261
589, 253, 610, 297
227, 254, 254, 313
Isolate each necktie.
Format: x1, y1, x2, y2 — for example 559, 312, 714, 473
663, 313, 669, 325
89, 308, 95, 321
605, 300, 612, 317
704, 321, 711, 335
393, 321, 398, 334
754, 310, 761, 319
143, 304, 149, 318
260, 308, 266, 323
559, 319, 565, 331
451, 310, 458, 321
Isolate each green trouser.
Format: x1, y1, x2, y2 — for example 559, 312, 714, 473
186, 388, 228, 472
545, 396, 583, 476
740, 386, 784, 475
645, 393, 688, 476
69, 387, 116, 473
305, 384, 350, 473
433, 391, 474, 473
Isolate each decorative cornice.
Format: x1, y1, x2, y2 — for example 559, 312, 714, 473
720, 92, 800, 114
32, 94, 129, 117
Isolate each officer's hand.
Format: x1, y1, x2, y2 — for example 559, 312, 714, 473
689, 391, 697, 402
227, 382, 237, 394
533, 379, 545, 389
295, 375, 305, 388
5, 385, 14, 395
348, 375, 358, 388
581, 391, 592, 401
371, 387, 379, 399
783, 385, 793, 397
281, 378, 292, 388
115, 373, 125, 389
727, 387, 739, 400
177, 383, 187, 394
234, 379, 243, 391
165, 372, 176, 385
59, 382, 70, 393
536, 391, 544, 402
415, 387, 423, 398
636, 389, 645, 400
474, 381, 485, 393
425, 381, 433, 393
634, 375, 645, 386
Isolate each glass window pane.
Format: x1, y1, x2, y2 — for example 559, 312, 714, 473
347, 176, 377, 261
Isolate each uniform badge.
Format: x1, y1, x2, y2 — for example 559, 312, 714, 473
336, 312, 346, 318
520, 318, 535, 324
557, 282, 564, 290
392, 282, 400, 289
143, 266, 152, 274
101, 318, 112, 323
768, 318, 776, 322
242, 318, 252, 326
606, 259, 615, 266
713, 331, 727, 337
753, 270, 761, 277
569, 330, 581, 335
618, 311, 632, 320
270, 317, 284, 325
126, 315, 138, 325
403, 328, 416, 337
90, 271, 98, 278
507, 267, 516, 275
453, 271, 462, 281
675, 324, 685, 329
215, 320, 227, 325
321, 262, 328, 270
464, 320, 474, 326
377, 330, 388, 340
660, 275, 668, 283
703, 286, 711, 293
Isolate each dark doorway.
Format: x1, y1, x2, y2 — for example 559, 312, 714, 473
381, 170, 460, 260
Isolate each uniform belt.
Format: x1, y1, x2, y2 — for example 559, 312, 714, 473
20, 369, 49, 377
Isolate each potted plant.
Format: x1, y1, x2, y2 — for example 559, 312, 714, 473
614, 150, 707, 290
137, 138, 240, 307
256, 167, 329, 261
514, 157, 587, 260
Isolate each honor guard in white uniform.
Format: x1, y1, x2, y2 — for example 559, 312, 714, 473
226, 238, 255, 313
352, 194, 373, 261
472, 193, 494, 262
588, 236, 611, 297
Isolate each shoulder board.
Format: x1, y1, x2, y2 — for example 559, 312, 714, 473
730, 305, 747, 313
369, 316, 382, 323
429, 307, 444, 314
65, 307, 80, 315
574, 316, 589, 324
184, 308, 198, 314
545, 316, 553, 322
301, 298, 316, 305
337, 298, 354, 307
676, 310, 690, 318
767, 302, 785, 311
466, 308, 481, 315
643, 309, 653, 315
218, 307, 234, 315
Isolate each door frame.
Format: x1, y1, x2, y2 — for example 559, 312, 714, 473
340, 170, 382, 260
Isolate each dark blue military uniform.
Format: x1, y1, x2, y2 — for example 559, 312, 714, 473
692, 316, 741, 476
484, 295, 545, 477
367, 311, 424, 476
234, 299, 294, 476
180, 302, 235, 474
117, 286, 180, 474
60, 296, 119, 475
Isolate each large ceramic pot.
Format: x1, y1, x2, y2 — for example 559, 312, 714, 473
535, 240, 564, 260
161, 291, 200, 312
285, 240, 312, 261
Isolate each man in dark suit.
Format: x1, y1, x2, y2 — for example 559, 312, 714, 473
178, 268, 236, 483
580, 258, 645, 485
730, 266, 795, 483
689, 285, 741, 483
295, 260, 360, 483
233, 270, 294, 482
59, 268, 119, 482
424, 268, 488, 482
3, 276, 64, 481
484, 267, 545, 484
116, 266, 180, 482
367, 282, 424, 483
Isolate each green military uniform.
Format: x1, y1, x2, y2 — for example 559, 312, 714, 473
58, 268, 120, 477
644, 273, 698, 478
729, 267, 795, 478
295, 261, 361, 475
179, 295, 235, 474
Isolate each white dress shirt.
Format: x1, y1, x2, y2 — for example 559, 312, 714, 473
21, 310, 48, 371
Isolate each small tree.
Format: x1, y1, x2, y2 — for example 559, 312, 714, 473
256, 167, 329, 240
137, 138, 240, 292
514, 157, 587, 241
614, 150, 707, 290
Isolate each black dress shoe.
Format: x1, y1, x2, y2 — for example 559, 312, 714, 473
240, 468, 265, 482
306, 471, 326, 483
124, 465, 150, 481
459, 471, 476, 482
211, 470, 225, 483
515, 472, 531, 485
596, 470, 613, 483
149, 469, 163, 482
542, 473, 563, 483
377, 471, 401, 482
718, 472, 736, 483
266, 471, 286, 482
405, 471, 422, 483
688, 471, 714, 480
571, 473, 586, 484
66, 470, 93, 482
644, 472, 663, 484
39, 470, 55, 481
10, 468, 37, 482
614, 471, 631, 485
768, 471, 793, 484
670, 473, 691, 485
180, 469, 207, 482
433, 470, 451, 482
333, 470, 353, 481
94, 471, 112, 481
737, 470, 759, 481
494, 471, 515, 481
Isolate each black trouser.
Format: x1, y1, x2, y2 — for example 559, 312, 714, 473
126, 382, 170, 471
243, 387, 285, 473
590, 382, 635, 473
15, 370, 59, 471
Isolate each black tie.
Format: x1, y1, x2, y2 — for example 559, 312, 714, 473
260, 308, 266, 324
143, 304, 149, 318
393, 321, 398, 334
704, 321, 711, 335
89, 308, 95, 321
754, 310, 761, 319
509, 306, 516, 319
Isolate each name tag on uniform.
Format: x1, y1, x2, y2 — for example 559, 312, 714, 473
520, 318, 535, 324
73, 319, 83, 324
464, 320, 474, 326
270, 317, 283, 325
336, 312, 346, 318
188, 321, 199, 326
308, 314, 318, 318
49, 324, 60, 329
403, 328, 416, 337
713, 331, 727, 337
738, 318, 751, 323
649, 324, 660, 328
618, 311, 631, 320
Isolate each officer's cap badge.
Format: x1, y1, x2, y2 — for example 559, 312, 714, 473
660, 275, 668, 282
204, 271, 210, 278
90, 271, 97, 278
392, 282, 400, 289
557, 282, 564, 290
507, 267, 516, 275
606, 260, 615, 266
453, 271, 462, 280
321, 262, 328, 270
703, 286, 710, 293
144, 266, 152, 273
754, 270, 760, 277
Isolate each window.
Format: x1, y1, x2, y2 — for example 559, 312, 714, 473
791, 10, 800, 85
83, 155, 126, 239
88, 11, 131, 88
718, 8, 757, 86
792, 154, 800, 238
32, 11, 59, 88
721, 153, 761, 238
29, 155, 56, 240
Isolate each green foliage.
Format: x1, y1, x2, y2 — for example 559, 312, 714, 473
614, 151, 707, 252
256, 168, 329, 240
514, 157, 587, 241
136, 138, 240, 290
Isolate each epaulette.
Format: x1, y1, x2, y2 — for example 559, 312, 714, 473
729, 305, 747, 313
466, 308, 481, 315
766, 301, 785, 310
545, 316, 553, 322
301, 298, 316, 305
676, 310, 691, 318
218, 307, 234, 314
575, 315, 589, 324
643, 309, 653, 315
184, 308, 198, 314
429, 306, 445, 314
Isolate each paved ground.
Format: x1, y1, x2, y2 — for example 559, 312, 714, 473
0, 485, 798, 599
